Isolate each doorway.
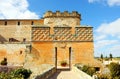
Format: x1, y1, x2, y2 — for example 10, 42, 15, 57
55, 47, 71, 69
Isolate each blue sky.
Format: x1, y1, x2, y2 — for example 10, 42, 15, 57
0, 0, 120, 57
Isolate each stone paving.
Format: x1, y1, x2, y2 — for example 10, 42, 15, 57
47, 67, 93, 79
47, 70, 81, 79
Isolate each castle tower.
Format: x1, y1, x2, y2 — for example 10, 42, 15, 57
44, 11, 81, 27
43, 11, 81, 34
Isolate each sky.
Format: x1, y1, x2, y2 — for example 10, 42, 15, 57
0, 0, 120, 57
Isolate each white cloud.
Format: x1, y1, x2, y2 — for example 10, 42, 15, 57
110, 45, 120, 51
94, 40, 120, 57
88, 0, 96, 3
94, 18, 120, 57
88, 0, 120, 6
94, 34, 106, 41
0, 0, 39, 19
96, 18, 120, 37
88, 0, 100, 3
107, 0, 120, 6
95, 39, 118, 48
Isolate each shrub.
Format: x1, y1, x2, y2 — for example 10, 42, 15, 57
76, 64, 96, 76
0, 58, 7, 65
0, 72, 23, 79
0, 68, 32, 79
109, 63, 120, 79
82, 65, 96, 76
97, 73, 110, 79
11, 68, 32, 79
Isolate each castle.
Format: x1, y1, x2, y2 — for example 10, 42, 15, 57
0, 11, 99, 69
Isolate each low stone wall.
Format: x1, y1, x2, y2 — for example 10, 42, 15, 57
0, 66, 23, 73
72, 66, 93, 79
34, 67, 56, 79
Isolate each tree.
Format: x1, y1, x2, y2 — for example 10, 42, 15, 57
109, 53, 113, 61
100, 54, 103, 63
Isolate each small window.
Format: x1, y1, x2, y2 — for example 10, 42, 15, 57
31, 21, 34, 25
5, 21, 7, 25
23, 38, 26, 42
20, 50, 22, 54
18, 21, 20, 25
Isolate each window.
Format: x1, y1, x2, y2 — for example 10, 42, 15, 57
31, 21, 34, 25
20, 50, 22, 55
18, 21, 20, 25
5, 21, 7, 25
23, 38, 26, 42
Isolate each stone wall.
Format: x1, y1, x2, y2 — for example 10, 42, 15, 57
0, 66, 22, 73
72, 66, 93, 79
0, 25, 31, 42
31, 42, 55, 65
71, 42, 94, 65
32, 42, 94, 66
44, 11, 81, 28
0, 44, 28, 66
32, 25, 94, 66
0, 20, 44, 42
32, 27, 93, 42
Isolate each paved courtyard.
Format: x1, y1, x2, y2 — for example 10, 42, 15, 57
47, 70, 81, 79
47, 68, 93, 79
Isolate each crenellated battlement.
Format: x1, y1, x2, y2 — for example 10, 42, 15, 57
44, 11, 81, 27
44, 11, 81, 19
